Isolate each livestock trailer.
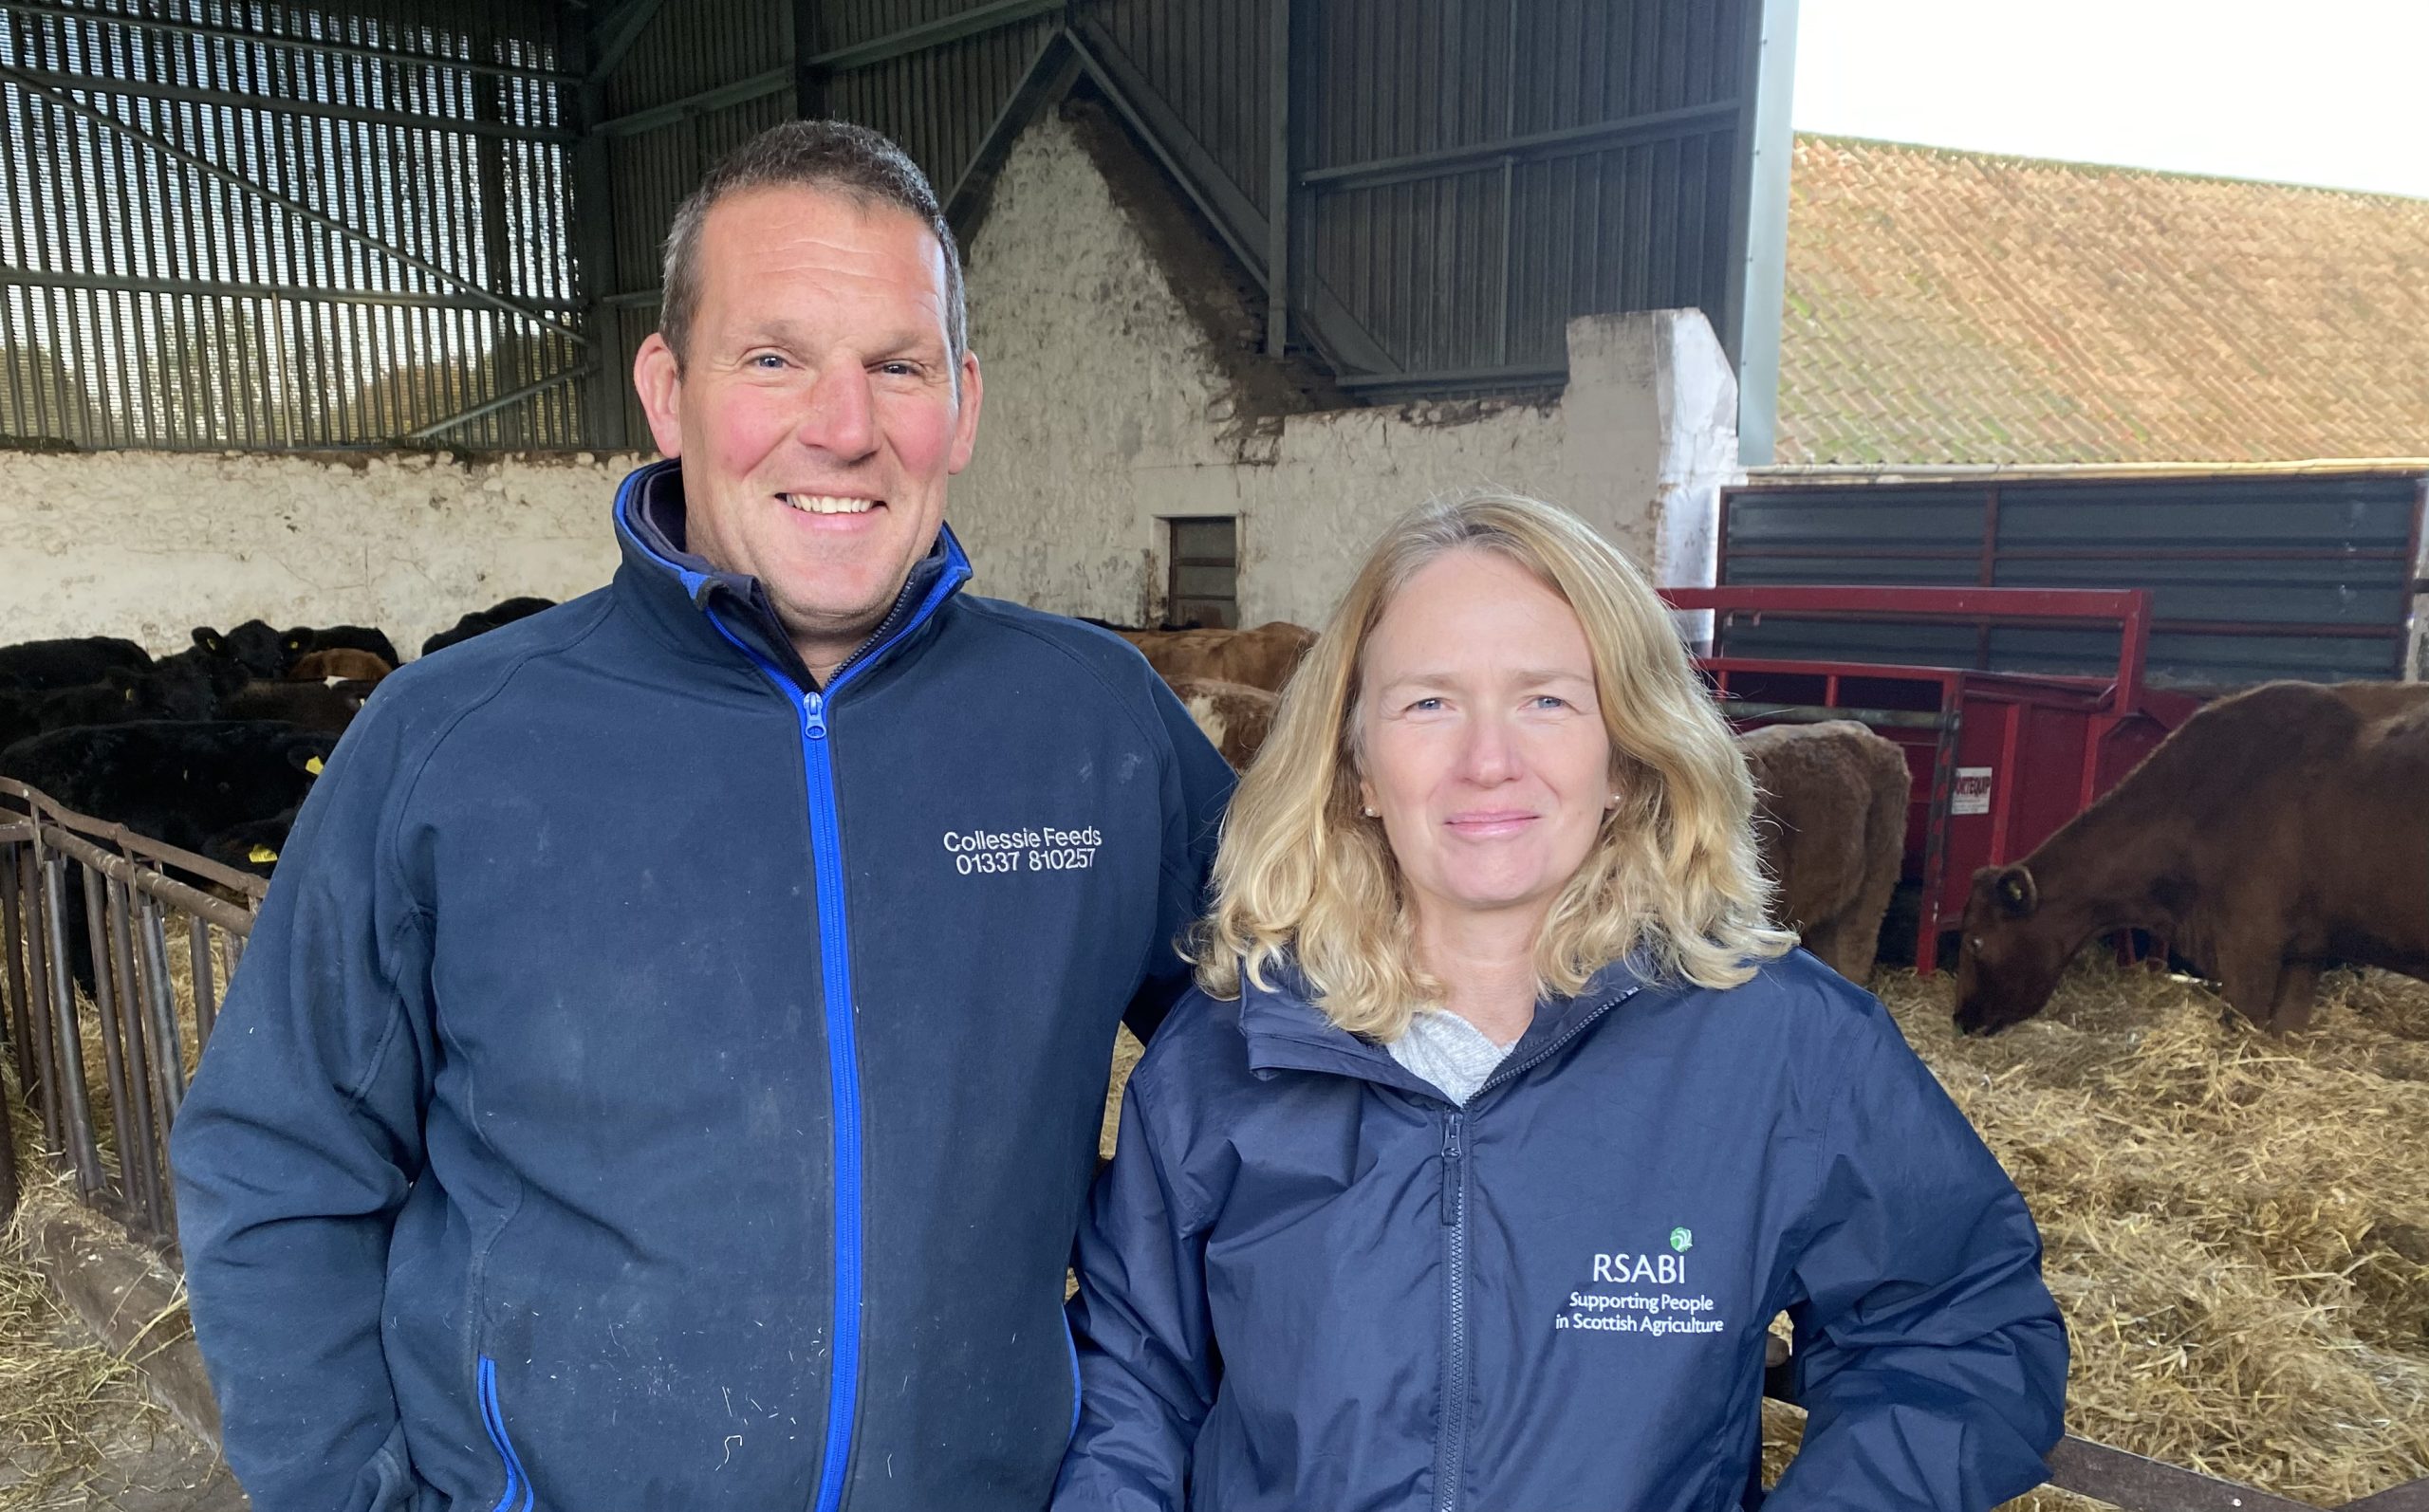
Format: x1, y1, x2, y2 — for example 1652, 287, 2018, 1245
1663, 586, 2200, 974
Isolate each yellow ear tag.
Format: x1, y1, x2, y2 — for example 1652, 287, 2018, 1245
305, 756, 324, 775
248, 845, 279, 864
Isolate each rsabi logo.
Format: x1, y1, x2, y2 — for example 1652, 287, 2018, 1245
1591, 1250, 1688, 1286
1669, 1226, 1693, 1254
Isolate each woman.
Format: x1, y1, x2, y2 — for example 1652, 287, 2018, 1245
1055, 494, 2067, 1512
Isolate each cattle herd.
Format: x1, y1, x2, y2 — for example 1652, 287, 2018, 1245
0, 597, 554, 875
5, 603, 2424, 1033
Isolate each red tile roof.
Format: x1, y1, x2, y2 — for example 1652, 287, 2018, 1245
1776, 135, 2429, 465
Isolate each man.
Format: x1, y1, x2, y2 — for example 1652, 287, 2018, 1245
171, 121, 1234, 1512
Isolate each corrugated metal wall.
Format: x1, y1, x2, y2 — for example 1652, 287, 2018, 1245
0, 0, 584, 450
1301, 0, 1748, 394
580, 0, 1774, 440
1717, 471, 2429, 687
1, 0, 1777, 450
587, 0, 797, 445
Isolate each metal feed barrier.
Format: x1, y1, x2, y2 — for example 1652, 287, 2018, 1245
0, 778, 2420, 1510
0, 778, 263, 1250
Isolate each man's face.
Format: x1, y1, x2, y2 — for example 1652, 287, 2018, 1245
633, 185, 982, 679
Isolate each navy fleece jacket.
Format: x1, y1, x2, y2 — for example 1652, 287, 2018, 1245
172, 460, 1235, 1512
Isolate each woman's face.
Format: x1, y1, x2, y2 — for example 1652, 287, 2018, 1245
1357, 549, 1615, 939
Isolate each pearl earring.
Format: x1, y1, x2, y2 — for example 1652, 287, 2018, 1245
1362, 806, 1379, 818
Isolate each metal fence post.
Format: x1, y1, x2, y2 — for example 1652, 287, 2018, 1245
42, 858, 103, 1199
189, 914, 218, 1049
103, 875, 167, 1237
21, 850, 61, 1152
140, 892, 185, 1116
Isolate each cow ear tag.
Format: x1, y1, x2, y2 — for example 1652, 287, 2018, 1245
248, 845, 279, 864
305, 756, 324, 775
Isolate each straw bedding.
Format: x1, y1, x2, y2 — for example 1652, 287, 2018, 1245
0, 1100, 158, 1509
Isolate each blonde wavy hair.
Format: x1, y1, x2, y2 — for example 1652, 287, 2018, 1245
1195, 492, 1792, 1039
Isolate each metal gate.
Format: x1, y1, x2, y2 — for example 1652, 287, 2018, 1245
0, 777, 261, 1252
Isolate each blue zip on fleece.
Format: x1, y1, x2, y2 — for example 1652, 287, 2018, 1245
707, 559, 963, 1512
1062, 1315, 1085, 1448
478, 1355, 535, 1512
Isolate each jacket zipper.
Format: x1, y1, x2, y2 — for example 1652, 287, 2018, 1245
1430, 980, 1643, 1512
707, 562, 965, 1512
477, 1355, 535, 1512
1476, 983, 1647, 1097
1434, 1111, 1469, 1512
796, 686, 863, 1512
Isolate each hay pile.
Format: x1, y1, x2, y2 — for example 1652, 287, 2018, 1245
1864, 961, 2429, 1507
1103, 964, 2429, 1506
0, 1100, 156, 1509
0, 910, 224, 1506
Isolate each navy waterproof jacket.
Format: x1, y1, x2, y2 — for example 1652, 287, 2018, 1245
1055, 952, 2067, 1512
170, 459, 1235, 1512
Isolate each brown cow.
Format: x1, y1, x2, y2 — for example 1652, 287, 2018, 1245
1737, 720, 1911, 985
1119, 621, 1315, 694
1955, 680, 2429, 1035
1168, 677, 1278, 772
288, 648, 394, 685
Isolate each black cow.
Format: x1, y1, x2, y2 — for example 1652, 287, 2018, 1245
422, 597, 556, 657
0, 636, 151, 692
0, 720, 335, 857
193, 620, 306, 680
291, 624, 401, 667
0, 666, 221, 749
224, 679, 371, 736
203, 805, 301, 877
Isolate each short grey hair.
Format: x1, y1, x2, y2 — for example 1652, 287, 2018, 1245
658, 120, 966, 372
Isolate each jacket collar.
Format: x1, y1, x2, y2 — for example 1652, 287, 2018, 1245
1234, 951, 1660, 1100
609, 457, 973, 692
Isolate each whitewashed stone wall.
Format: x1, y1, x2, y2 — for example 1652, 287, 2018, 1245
954, 108, 1738, 629
0, 449, 638, 657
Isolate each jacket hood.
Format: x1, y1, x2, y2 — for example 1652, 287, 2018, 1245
1233, 950, 1660, 1096
610, 456, 972, 690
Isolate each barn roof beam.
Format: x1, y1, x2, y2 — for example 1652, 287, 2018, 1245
0, 61, 576, 143
0, 267, 584, 313
405, 362, 598, 442
809, 0, 1065, 73
942, 31, 1080, 238
584, 0, 667, 86
0, 61, 589, 343
1299, 102, 1740, 194
597, 0, 1073, 139
588, 66, 789, 138
1334, 363, 1567, 397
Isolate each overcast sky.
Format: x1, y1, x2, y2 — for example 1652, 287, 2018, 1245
1790, 0, 2429, 200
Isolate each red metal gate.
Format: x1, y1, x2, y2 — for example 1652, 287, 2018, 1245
1663, 586, 2200, 971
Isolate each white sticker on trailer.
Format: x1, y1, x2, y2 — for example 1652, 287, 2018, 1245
1953, 767, 1993, 816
